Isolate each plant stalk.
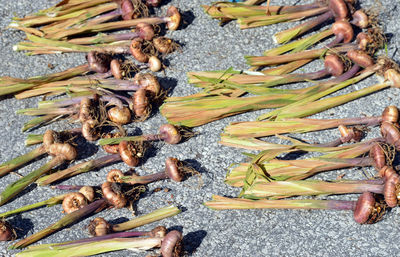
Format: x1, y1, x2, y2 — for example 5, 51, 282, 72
37, 154, 121, 186
0, 194, 67, 218
112, 205, 181, 232
0, 156, 65, 206
243, 179, 384, 199
205, 195, 356, 210
0, 145, 46, 177
11, 198, 107, 249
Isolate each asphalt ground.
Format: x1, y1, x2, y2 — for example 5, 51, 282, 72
0, 0, 400, 256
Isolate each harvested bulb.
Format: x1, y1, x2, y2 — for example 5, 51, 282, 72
161, 230, 183, 257
380, 122, 400, 150
118, 141, 141, 167
108, 106, 132, 125
153, 36, 178, 54
88, 217, 112, 236
353, 192, 384, 224
86, 51, 111, 73
383, 173, 400, 207
0, 220, 15, 241
101, 182, 127, 208
132, 88, 150, 118
79, 186, 95, 202
62, 192, 88, 214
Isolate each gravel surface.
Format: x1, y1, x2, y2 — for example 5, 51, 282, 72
0, 0, 399, 256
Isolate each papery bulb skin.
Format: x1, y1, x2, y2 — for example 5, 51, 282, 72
108, 106, 132, 125
62, 192, 88, 214
338, 125, 363, 143
370, 144, 386, 171
119, 141, 140, 167
48, 143, 77, 160
88, 217, 112, 236
110, 59, 122, 79
329, 0, 348, 19
134, 73, 161, 96
166, 6, 181, 31
165, 157, 183, 182
101, 182, 127, 209
133, 88, 149, 117
43, 129, 57, 151
107, 169, 124, 183
382, 106, 399, 124
130, 38, 149, 63
79, 97, 93, 123
352, 10, 369, 28
324, 54, 344, 77
356, 33, 371, 51
86, 51, 111, 73
380, 121, 400, 150
379, 166, 397, 179
159, 124, 181, 144
150, 226, 167, 237
121, 0, 135, 20
331, 20, 353, 43
384, 174, 400, 207
347, 50, 374, 68
148, 56, 162, 72
153, 36, 176, 54
353, 192, 375, 224
145, 0, 161, 7
136, 23, 155, 41
161, 230, 183, 257
79, 186, 95, 202
82, 119, 100, 141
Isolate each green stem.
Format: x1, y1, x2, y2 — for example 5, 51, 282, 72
0, 194, 67, 218
112, 205, 181, 232
243, 179, 384, 199
265, 29, 333, 56
0, 64, 89, 97
12, 0, 111, 27
241, 157, 370, 183
275, 80, 390, 120
40, 3, 118, 34
67, 32, 137, 45
161, 94, 298, 127
205, 195, 356, 210
223, 115, 382, 138
98, 136, 146, 145
37, 154, 121, 186
0, 157, 64, 207
274, 10, 333, 44
16, 236, 162, 257
258, 65, 377, 120
23, 33, 94, 52
17, 2, 116, 28
238, 7, 328, 29
22, 115, 62, 132
0, 146, 46, 177
203, 4, 271, 19
17, 107, 76, 116
246, 45, 356, 66
48, 16, 167, 40
49, 0, 112, 17
25, 134, 44, 146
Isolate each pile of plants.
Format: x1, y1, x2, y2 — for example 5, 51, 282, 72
0, 0, 196, 256
0, 0, 399, 256
159, 0, 400, 224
